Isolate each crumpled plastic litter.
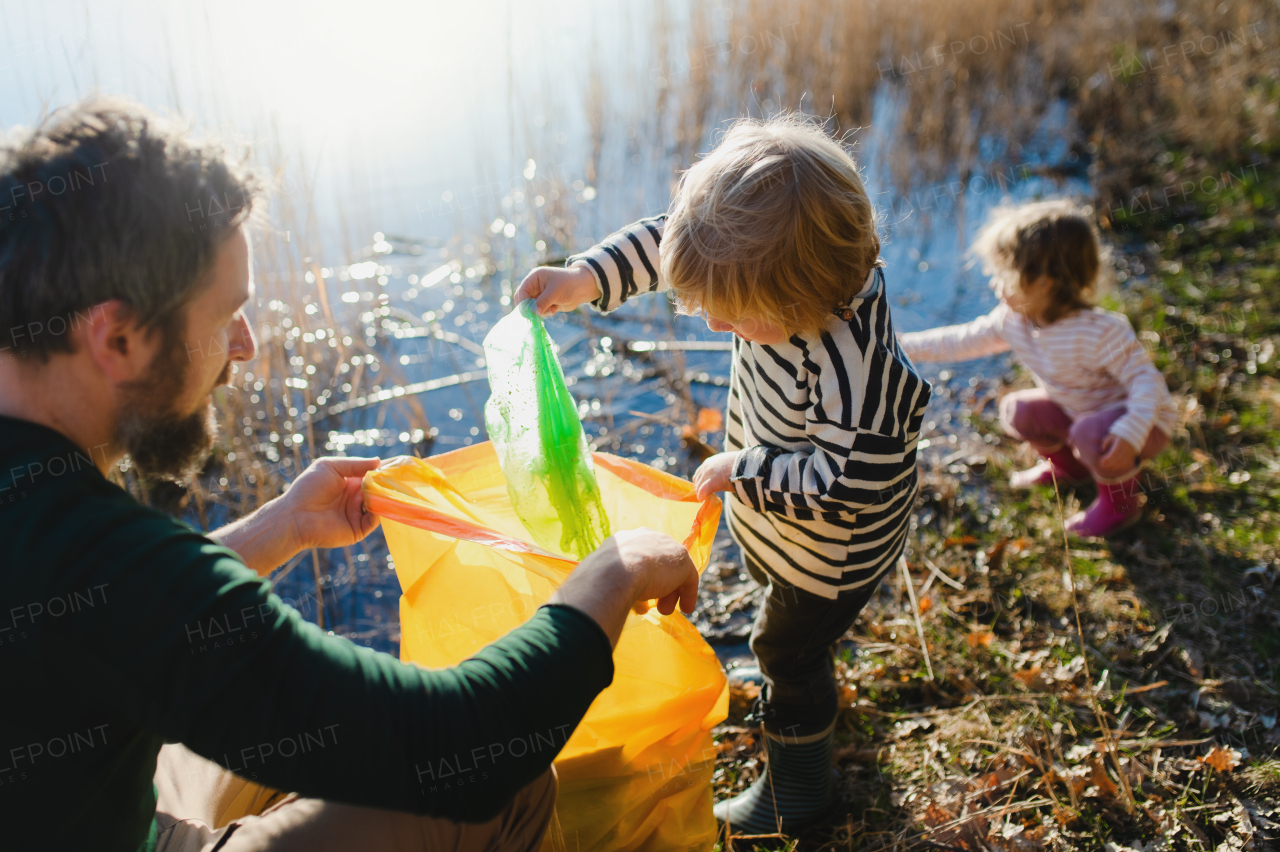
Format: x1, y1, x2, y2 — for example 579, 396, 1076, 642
482, 301, 610, 559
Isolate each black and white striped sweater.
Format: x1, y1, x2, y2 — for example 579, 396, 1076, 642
569, 216, 931, 599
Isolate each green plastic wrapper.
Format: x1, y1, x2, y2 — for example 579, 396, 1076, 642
482, 300, 611, 559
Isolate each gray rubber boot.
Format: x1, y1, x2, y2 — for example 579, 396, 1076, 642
713, 718, 836, 836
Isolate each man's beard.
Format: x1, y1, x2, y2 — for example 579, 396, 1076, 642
116, 336, 230, 483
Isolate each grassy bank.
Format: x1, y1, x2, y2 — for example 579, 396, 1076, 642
709, 151, 1279, 851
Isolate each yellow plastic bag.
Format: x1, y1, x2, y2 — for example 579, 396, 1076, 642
364, 444, 728, 852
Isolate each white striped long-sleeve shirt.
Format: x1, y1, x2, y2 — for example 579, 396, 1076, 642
568, 217, 932, 599
897, 303, 1177, 453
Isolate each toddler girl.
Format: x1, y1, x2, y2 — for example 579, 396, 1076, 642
898, 200, 1177, 537
514, 115, 930, 834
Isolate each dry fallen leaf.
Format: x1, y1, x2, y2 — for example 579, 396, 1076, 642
1052, 766, 1091, 798
1008, 536, 1034, 555
985, 536, 1010, 573
1053, 805, 1081, 827
694, 407, 723, 433
680, 425, 718, 461
715, 731, 755, 755
1087, 756, 1119, 801
1013, 666, 1045, 689
944, 535, 980, 547
1200, 745, 1241, 773
967, 630, 994, 648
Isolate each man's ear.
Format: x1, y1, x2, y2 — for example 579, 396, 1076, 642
77, 300, 162, 383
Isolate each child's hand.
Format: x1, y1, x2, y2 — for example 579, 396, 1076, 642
693, 451, 741, 501
514, 264, 601, 318
1097, 434, 1138, 478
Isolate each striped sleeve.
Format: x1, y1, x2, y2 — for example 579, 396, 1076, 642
1095, 313, 1171, 452
896, 305, 1011, 362
565, 216, 668, 312
730, 323, 930, 520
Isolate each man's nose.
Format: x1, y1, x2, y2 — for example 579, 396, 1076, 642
229, 313, 257, 362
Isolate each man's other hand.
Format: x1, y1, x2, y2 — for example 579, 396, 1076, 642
549, 528, 700, 648
285, 457, 383, 551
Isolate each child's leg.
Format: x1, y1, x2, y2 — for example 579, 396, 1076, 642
1065, 406, 1169, 536
746, 563, 880, 733
1067, 406, 1171, 476
998, 388, 1073, 451
714, 552, 883, 833
998, 389, 1090, 485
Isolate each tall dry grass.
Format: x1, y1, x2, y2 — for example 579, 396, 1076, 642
631, 0, 1278, 214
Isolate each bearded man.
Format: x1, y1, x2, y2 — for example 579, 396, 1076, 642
0, 98, 700, 852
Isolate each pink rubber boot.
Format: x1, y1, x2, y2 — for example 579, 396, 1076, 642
1066, 473, 1144, 538
1010, 446, 1092, 489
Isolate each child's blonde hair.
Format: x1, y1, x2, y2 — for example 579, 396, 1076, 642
973, 199, 1101, 324
660, 114, 881, 336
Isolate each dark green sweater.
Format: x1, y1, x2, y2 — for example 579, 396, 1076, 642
0, 416, 614, 852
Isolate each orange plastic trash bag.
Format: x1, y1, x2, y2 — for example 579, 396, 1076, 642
363, 444, 728, 852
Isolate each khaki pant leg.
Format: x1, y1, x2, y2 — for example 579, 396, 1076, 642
153, 742, 558, 852
220, 768, 558, 852
155, 743, 287, 829
155, 743, 285, 851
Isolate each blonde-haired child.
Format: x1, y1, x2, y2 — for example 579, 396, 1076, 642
515, 115, 931, 833
898, 200, 1177, 537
